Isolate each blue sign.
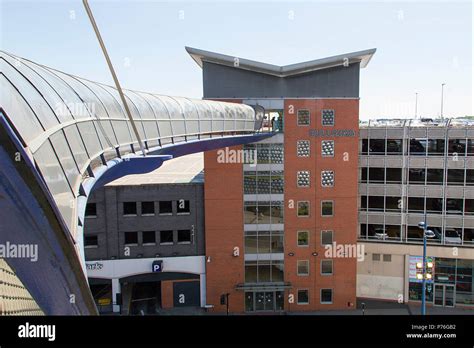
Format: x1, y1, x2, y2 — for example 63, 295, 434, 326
152, 260, 163, 273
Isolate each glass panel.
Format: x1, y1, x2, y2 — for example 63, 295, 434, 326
255, 292, 265, 311
0, 75, 44, 143
33, 141, 75, 232
434, 285, 444, 306
264, 292, 274, 311
445, 285, 455, 307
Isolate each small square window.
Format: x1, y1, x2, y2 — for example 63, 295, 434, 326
321, 109, 335, 126
321, 288, 333, 304
85, 203, 97, 217
297, 260, 309, 276
321, 260, 333, 275
297, 231, 309, 247
321, 201, 334, 216
321, 230, 333, 245
297, 171, 310, 187
141, 201, 155, 215
297, 201, 310, 217
177, 199, 190, 214
297, 109, 310, 126
297, 140, 310, 157
178, 230, 192, 244
321, 170, 335, 187
124, 232, 138, 245
142, 231, 156, 244
383, 254, 392, 262
84, 235, 98, 248
297, 289, 309, 304
321, 140, 335, 157
159, 201, 173, 215
372, 253, 381, 261
123, 202, 137, 215
160, 230, 174, 245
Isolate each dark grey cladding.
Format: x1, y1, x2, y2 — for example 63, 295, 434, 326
202, 61, 361, 99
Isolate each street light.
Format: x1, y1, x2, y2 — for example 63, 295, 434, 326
440, 83, 446, 119
415, 92, 418, 119
417, 218, 434, 315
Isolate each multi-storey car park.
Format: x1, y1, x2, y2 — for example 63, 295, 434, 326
357, 118, 474, 308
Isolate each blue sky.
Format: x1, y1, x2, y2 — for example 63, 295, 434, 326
1, 0, 472, 119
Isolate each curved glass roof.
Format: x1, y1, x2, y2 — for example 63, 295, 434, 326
0, 51, 258, 235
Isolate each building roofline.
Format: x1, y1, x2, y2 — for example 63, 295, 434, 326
185, 46, 376, 77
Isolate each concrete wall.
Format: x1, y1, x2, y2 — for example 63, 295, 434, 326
84, 183, 205, 260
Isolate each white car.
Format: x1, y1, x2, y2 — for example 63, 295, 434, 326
444, 229, 462, 244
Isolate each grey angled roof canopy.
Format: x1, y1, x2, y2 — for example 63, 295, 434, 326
185, 46, 376, 78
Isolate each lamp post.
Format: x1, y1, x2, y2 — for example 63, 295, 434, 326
417, 215, 433, 315
415, 92, 418, 119
440, 83, 446, 119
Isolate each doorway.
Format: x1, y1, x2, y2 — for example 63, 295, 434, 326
434, 284, 455, 307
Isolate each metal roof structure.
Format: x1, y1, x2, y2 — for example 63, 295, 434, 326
186, 46, 376, 77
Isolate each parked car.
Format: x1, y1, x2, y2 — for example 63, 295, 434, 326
444, 228, 462, 244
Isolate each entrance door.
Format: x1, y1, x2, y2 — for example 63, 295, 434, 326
434, 284, 455, 307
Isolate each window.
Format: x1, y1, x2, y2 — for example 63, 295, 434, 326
408, 197, 424, 212
427, 139, 445, 156
321, 201, 334, 216
410, 138, 427, 155
123, 202, 137, 216
142, 231, 156, 245
297, 231, 309, 247
369, 139, 385, 154
409, 168, 425, 183
321, 109, 335, 126
368, 167, 385, 183
141, 201, 155, 215
245, 260, 284, 283
124, 232, 138, 245
297, 260, 309, 276
386, 196, 402, 211
297, 290, 309, 304
449, 139, 466, 155
160, 230, 174, 245
177, 199, 190, 214
244, 201, 284, 224
387, 139, 403, 154
177, 229, 192, 244
297, 140, 310, 157
321, 230, 333, 245
297, 171, 310, 187
84, 235, 98, 248
321, 170, 334, 187
320, 289, 333, 304
321, 140, 334, 157
159, 201, 173, 215
297, 201, 310, 217
368, 196, 384, 211
321, 260, 333, 275
85, 203, 97, 218
297, 109, 310, 126
427, 169, 444, 184
383, 254, 392, 262
447, 169, 464, 185
386, 168, 402, 183
372, 253, 380, 261
245, 231, 284, 253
